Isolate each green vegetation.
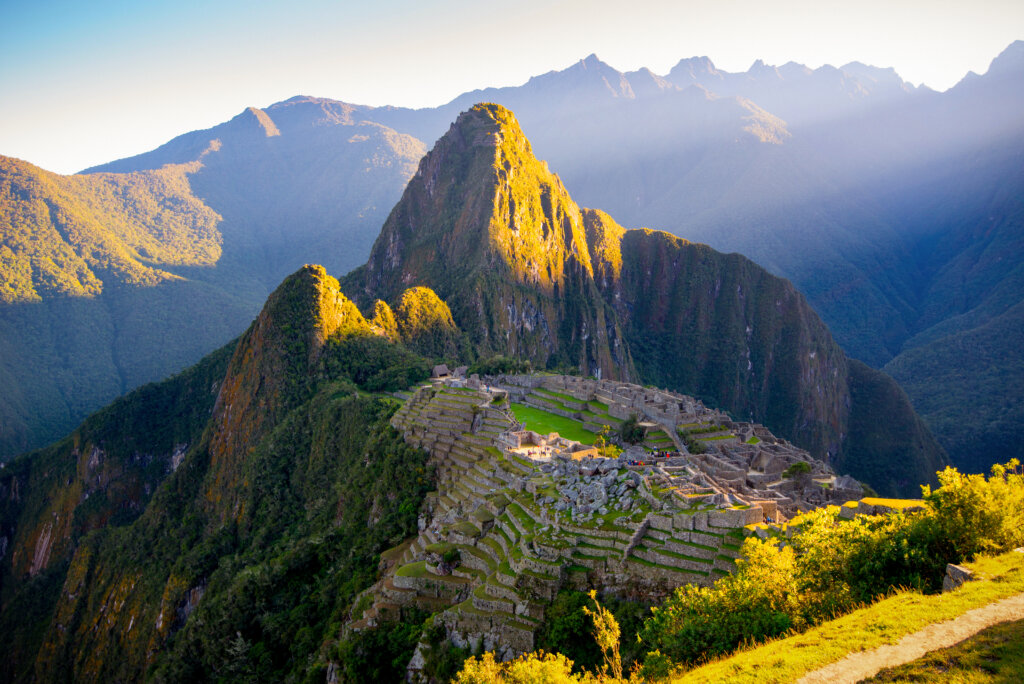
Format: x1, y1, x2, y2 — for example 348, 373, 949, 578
468, 355, 532, 376
620, 414, 645, 444
675, 550, 1024, 683
840, 359, 949, 496
393, 285, 469, 360
0, 103, 427, 461
510, 403, 596, 444
639, 460, 1024, 670
677, 428, 708, 455
782, 460, 811, 479
455, 461, 1024, 681
0, 268, 439, 683
333, 610, 429, 683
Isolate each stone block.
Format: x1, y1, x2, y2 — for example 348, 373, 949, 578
672, 513, 694, 531
649, 513, 673, 531
693, 511, 709, 532
942, 563, 974, 592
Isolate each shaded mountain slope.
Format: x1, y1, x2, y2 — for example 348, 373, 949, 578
0, 156, 251, 459
0, 265, 437, 682
0, 341, 233, 677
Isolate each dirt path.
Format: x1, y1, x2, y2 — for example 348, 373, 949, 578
796, 592, 1024, 684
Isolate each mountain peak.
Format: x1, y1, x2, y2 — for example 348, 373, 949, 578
666, 56, 720, 86
452, 101, 524, 139
347, 103, 625, 377
226, 106, 280, 137
987, 39, 1024, 76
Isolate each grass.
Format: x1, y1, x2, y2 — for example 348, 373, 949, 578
862, 618, 1024, 682
860, 497, 926, 510
745, 436, 761, 444
395, 561, 430, 578
672, 550, 1024, 683
509, 402, 595, 444
534, 388, 581, 404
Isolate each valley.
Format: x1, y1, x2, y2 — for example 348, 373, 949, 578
0, 34, 1021, 684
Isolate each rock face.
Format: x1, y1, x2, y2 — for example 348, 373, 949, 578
345, 103, 946, 495
345, 103, 631, 380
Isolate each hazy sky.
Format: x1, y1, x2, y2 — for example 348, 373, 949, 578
2, 0, 1022, 174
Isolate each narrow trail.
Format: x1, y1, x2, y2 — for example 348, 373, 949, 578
796, 592, 1024, 684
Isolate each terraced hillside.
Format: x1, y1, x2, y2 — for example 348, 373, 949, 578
350, 374, 869, 663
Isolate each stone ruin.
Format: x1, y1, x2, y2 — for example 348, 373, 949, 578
347, 373, 870, 670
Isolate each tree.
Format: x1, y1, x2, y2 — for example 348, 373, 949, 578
620, 415, 644, 445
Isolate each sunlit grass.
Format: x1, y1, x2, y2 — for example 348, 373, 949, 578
672, 550, 1024, 683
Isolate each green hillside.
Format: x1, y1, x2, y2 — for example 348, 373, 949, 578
0, 265, 436, 682
0, 102, 425, 460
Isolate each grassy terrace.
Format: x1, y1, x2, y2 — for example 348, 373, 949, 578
673, 550, 1024, 683
510, 402, 595, 444
534, 387, 580, 404
859, 497, 926, 509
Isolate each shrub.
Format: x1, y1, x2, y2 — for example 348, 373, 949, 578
782, 461, 811, 479
620, 415, 645, 445
640, 539, 800, 663
468, 355, 531, 376
922, 459, 1024, 561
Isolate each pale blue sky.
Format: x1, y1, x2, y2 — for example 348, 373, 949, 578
2, 0, 1022, 174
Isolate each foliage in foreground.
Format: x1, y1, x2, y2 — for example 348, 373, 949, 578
457, 461, 1024, 681
642, 460, 1024, 665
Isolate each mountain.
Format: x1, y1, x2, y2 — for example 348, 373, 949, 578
358, 47, 1021, 475
0, 104, 424, 460
0, 156, 251, 458
344, 104, 631, 379
5, 43, 1020, 478
0, 264, 438, 682
345, 103, 945, 494
0, 103, 947, 681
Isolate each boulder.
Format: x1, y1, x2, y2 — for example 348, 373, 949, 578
942, 563, 974, 592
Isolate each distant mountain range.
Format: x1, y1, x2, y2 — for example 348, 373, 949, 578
2, 41, 1021, 476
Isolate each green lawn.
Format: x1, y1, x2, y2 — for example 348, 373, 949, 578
510, 403, 596, 444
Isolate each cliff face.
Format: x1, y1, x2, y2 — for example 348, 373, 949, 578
346, 104, 632, 379
592, 223, 849, 460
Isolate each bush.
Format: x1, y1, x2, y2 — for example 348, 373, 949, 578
782, 461, 812, 479
922, 459, 1024, 561
468, 355, 531, 376
640, 539, 800, 663
638, 461, 1024, 670
620, 415, 645, 445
